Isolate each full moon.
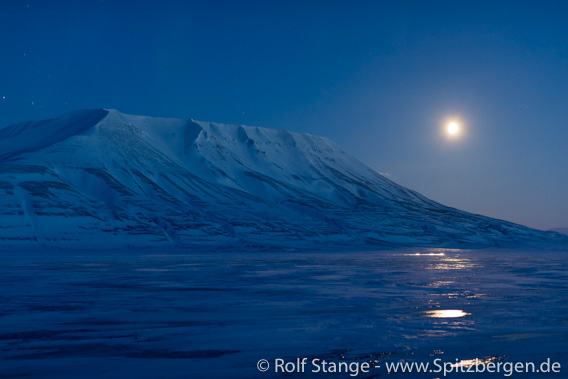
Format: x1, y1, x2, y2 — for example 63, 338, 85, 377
447, 121, 459, 135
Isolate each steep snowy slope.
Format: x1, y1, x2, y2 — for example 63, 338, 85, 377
0, 109, 565, 249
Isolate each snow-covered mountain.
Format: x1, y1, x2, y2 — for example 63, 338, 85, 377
0, 109, 565, 249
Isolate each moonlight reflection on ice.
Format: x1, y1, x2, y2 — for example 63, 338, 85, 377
424, 309, 471, 318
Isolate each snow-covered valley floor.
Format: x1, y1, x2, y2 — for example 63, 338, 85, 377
0, 248, 566, 378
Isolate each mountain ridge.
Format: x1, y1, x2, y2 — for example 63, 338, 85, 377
0, 109, 566, 250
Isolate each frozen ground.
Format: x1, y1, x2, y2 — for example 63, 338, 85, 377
0, 248, 566, 378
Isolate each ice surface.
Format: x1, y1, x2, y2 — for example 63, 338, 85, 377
0, 248, 566, 378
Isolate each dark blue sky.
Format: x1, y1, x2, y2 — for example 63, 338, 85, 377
1, 1, 567, 230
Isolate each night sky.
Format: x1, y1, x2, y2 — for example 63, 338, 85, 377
1, 1, 567, 230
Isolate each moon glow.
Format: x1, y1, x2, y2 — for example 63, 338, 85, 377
447, 121, 459, 136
